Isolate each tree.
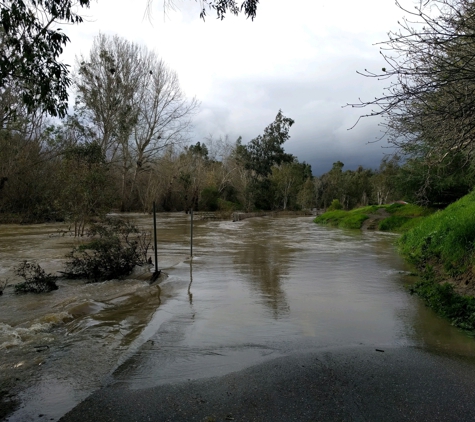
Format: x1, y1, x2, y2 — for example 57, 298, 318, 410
0, 0, 91, 121
149, 0, 259, 20
351, 0, 475, 174
271, 160, 311, 210
236, 110, 295, 210
75, 34, 198, 210
1, 0, 259, 122
243, 110, 294, 177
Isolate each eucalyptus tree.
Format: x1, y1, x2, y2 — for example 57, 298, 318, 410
75, 34, 198, 210
271, 161, 312, 210
236, 110, 295, 210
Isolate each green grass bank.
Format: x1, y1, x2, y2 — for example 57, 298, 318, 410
314, 202, 430, 232
315, 196, 475, 333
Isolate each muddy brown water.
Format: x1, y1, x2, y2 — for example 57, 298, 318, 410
1, 214, 475, 421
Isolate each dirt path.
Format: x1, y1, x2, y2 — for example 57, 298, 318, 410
361, 208, 391, 230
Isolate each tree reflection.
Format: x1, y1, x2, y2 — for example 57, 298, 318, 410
233, 228, 291, 318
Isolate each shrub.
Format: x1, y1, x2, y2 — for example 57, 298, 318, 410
64, 217, 150, 282
327, 199, 343, 211
14, 261, 58, 294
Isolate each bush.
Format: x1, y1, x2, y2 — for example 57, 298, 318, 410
327, 199, 343, 211
14, 261, 58, 294
64, 218, 150, 282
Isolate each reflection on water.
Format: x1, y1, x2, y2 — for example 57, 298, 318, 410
2, 214, 475, 421
233, 219, 291, 318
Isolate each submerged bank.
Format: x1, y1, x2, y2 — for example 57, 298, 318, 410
315, 193, 475, 334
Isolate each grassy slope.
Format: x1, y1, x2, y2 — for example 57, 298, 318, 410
398, 191, 475, 332
314, 203, 429, 231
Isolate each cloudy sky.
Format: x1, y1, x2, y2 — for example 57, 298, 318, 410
62, 0, 408, 175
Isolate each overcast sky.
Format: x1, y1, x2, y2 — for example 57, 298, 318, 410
62, 0, 408, 176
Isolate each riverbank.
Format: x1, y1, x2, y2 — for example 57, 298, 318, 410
313, 203, 431, 232
315, 194, 475, 333
60, 346, 475, 422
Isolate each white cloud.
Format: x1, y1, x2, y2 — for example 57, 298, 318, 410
61, 0, 408, 174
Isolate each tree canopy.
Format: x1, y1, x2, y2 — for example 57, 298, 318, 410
0, 0, 91, 121
352, 0, 475, 173
1, 0, 259, 123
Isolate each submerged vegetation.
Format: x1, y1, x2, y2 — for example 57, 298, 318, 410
64, 218, 151, 282
14, 261, 58, 294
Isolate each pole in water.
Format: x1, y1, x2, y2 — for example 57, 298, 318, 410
190, 208, 193, 257
151, 201, 160, 282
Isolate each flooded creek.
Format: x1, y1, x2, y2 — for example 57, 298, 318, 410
1, 214, 475, 421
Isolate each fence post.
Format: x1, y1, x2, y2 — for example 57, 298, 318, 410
190, 208, 193, 257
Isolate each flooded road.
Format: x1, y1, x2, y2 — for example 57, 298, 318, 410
1, 214, 475, 421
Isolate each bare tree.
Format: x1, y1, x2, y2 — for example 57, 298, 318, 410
350, 0, 475, 169
74, 34, 198, 210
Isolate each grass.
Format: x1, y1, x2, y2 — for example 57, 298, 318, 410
314, 209, 370, 229
314, 202, 431, 231
399, 190, 475, 334
398, 190, 475, 276
409, 279, 475, 332
378, 216, 411, 231
315, 193, 475, 335
386, 203, 432, 217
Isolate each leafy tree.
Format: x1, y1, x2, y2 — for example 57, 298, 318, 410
0, 0, 91, 121
150, 0, 259, 20
372, 156, 400, 205
396, 152, 475, 206
235, 110, 295, 210
271, 160, 311, 210
243, 110, 294, 177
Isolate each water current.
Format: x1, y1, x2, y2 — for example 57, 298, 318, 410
1, 214, 475, 421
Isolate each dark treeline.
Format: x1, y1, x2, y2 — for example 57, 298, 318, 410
5, 0, 475, 227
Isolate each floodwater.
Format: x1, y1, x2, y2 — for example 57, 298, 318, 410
1, 214, 475, 421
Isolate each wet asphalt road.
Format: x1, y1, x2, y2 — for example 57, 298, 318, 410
60, 346, 475, 422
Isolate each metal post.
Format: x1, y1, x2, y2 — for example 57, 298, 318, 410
153, 201, 158, 274
190, 208, 193, 257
